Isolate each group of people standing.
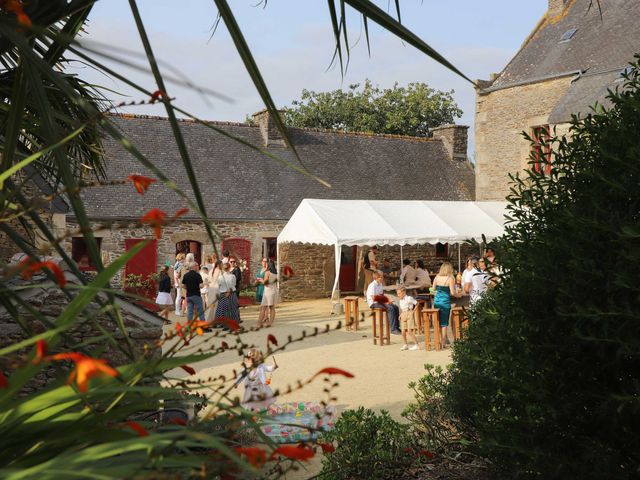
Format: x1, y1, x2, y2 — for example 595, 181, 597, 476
155, 250, 279, 329
155, 250, 242, 327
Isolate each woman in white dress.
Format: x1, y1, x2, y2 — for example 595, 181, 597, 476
205, 260, 221, 322
258, 260, 279, 327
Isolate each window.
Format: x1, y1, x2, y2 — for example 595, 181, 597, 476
532, 125, 551, 174
435, 242, 449, 258
559, 27, 578, 42
71, 237, 102, 271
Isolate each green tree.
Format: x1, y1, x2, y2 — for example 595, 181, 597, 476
284, 80, 462, 136
445, 58, 640, 479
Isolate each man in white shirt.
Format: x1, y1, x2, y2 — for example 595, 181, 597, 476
366, 271, 400, 334
464, 257, 489, 306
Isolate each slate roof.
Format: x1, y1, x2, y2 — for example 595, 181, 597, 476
548, 70, 623, 123
486, 0, 640, 92
75, 115, 475, 221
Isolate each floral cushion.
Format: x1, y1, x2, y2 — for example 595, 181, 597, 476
258, 402, 336, 444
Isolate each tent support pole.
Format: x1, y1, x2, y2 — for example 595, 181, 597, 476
458, 243, 461, 272
330, 243, 341, 308
400, 245, 404, 282
276, 241, 281, 295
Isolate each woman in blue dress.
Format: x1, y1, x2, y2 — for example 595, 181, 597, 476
255, 257, 268, 303
432, 262, 461, 349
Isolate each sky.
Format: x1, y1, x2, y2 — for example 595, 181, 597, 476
74, 0, 549, 159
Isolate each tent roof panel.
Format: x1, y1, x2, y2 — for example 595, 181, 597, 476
277, 199, 508, 246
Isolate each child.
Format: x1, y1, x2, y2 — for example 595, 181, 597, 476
235, 348, 278, 411
397, 286, 419, 351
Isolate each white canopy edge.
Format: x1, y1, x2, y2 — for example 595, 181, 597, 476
277, 199, 509, 304
277, 199, 508, 247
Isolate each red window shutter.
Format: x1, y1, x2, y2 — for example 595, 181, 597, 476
124, 239, 157, 281
221, 238, 251, 286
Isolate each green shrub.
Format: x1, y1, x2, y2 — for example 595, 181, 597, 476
445, 57, 640, 479
403, 364, 476, 459
319, 407, 415, 479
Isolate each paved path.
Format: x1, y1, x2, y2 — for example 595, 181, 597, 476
165, 298, 452, 478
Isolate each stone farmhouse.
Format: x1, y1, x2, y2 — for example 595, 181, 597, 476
475, 0, 640, 201
64, 111, 474, 300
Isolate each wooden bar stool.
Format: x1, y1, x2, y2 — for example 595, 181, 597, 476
343, 296, 360, 331
371, 306, 391, 346
451, 307, 465, 340
414, 298, 428, 334
421, 308, 441, 351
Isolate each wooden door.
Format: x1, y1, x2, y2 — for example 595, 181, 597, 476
339, 245, 357, 292
176, 240, 201, 265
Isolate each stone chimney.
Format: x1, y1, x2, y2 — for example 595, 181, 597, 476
251, 109, 286, 147
548, 0, 569, 17
431, 124, 469, 162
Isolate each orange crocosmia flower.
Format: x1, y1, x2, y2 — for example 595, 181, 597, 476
2, 0, 32, 28
180, 365, 196, 376
126, 420, 149, 437
172, 208, 189, 219
149, 90, 168, 103
267, 334, 278, 346
192, 320, 210, 336
219, 317, 240, 332
19, 259, 66, 287
50, 352, 118, 393
235, 446, 267, 467
140, 208, 167, 239
312, 367, 355, 380
319, 442, 336, 454
127, 175, 156, 195
32, 339, 48, 364
271, 445, 315, 462
175, 322, 184, 338
0, 371, 8, 388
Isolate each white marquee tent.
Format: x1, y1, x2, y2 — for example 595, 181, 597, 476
277, 199, 509, 300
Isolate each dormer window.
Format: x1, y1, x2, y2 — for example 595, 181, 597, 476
559, 27, 578, 42
617, 66, 635, 81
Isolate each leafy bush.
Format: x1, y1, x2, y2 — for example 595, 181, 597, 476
445, 57, 640, 479
319, 407, 415, 480
403, 365, 478, 462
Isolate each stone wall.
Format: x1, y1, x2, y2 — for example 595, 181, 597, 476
375, 243, 479, 274
64, 219, 286, 287
475, 76, 572, 201
278, 243, 334, 301
0, 267, 163, 394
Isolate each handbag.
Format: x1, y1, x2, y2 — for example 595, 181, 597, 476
219, 273, 234, 300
